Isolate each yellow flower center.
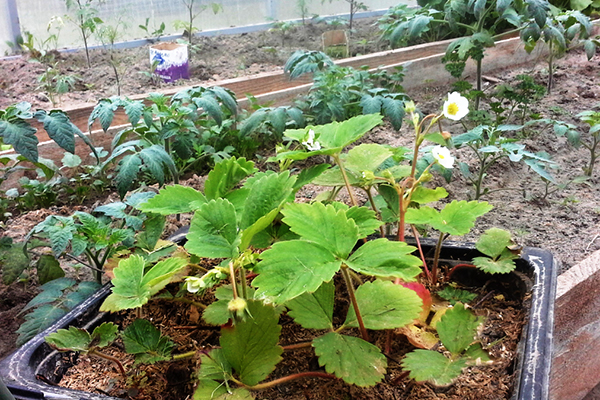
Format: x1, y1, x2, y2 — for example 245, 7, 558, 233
439, 154, 446, 159
447, 102, 459, 116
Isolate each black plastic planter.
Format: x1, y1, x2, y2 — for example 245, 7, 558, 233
0, 244, 558, 400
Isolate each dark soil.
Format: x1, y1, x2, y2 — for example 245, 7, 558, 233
0, 15, 599, 400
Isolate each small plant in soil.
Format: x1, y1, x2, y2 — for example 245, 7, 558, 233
570, 108, 600, 176
63, 0, 104, 68
138, 18, 166, 43
174, 0, 222, 44
36, 64, 79, 107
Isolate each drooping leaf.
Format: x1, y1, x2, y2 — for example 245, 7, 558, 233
116, 153, 142, 199
220, 300, 283, 386
410, 187, 449, 204
121, 318, 177, 364
92, 322, 119, 348
401, 349, 467, 386
313, 332, 387, 387
0, 119, 39, 162
136, 213, 166, 251
35, 110, 76, 154
437, 303, 482, 355
286, 281, 334, 330
345, 280, 423, 330
345, 238, 422, 280
253, 240, 341, 304
36, 254, 65, 285
185, 199, 240, 259
124, 100, 144, 126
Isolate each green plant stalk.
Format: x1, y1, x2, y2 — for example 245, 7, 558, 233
410, 224, 431, 281
340, 265, 369, 341
583, 135, 600, 176
229, 261, 239, 300
239, 266, 248, 299
88, 349, 126, 378
171, 350, 197, 360
430, 232, 445, 284
332, 154, 359, 207
363, 187, 385, 238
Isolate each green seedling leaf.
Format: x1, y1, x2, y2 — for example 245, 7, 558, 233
253, 240, 341, 304
240, 171, 296, 229
437, 286, 477, 305
437, 303, 482, 355
0, 119, 39, 162
185, 199, 240, 259
286, 281, 334, 330
345, 280, 423, 330
137, 185, 207, 215
220, 300, 283, 386
404, 200, 493, 236
122, 318, 177, 364
476, 228, 513, 258
281, 202, 359, 259
204, 157, 257, 200
472, 256, 517, 274
313, 332, 387, 387
465, 343, 491, 364
36, 254, 65, 285
401, 349, 467, 386
100, 255, 188, 312
45, 322, 117, 352
345, 238, 422, 280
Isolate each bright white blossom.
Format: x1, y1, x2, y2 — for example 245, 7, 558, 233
302, 129, 321, 151
185, 276, 206, 293
431, 146, 455, 169
443, 92, 469, 121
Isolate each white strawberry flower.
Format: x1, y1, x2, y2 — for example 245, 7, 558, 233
432, 145, 455, 169
443, 92, 469, 121
302, 129, 321, 151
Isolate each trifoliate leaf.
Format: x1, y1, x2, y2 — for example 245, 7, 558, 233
345, 238, 422, 280
253, 240, 341, 304
281, 202, 359, 259
437, 303, 482, 355
185, 199, 240, 259
137, 185, 207, 215
220, 300, 283, 386
122, 318, 176, 364
286, 281, 334, 330
313, 332, 387, 387
401, 349, 467, 386
345, 280, 423, 330
404, 201, 493, 236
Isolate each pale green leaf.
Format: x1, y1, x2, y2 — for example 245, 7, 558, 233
204, 157, 257, 200
253, 241, 341, 304
437, 303, 481, 355
141, 256, 188, 296
405, 201, 493, 236
345, 280, 422, 330
410, 187, 448, 204
344, 143, 393, 173
45, 326, 92, 352
465, 343, 491, 363
220, 300, 283, 386
137, 185, 207, 215
472, 256, 517, 274
346, 239, 422, 280
475, 227, 513, 258
185, 199, 240, 259
286, 281, 334, 330
240, 171, 295, 229
313, 332, 387, 387
401, 349, 467, 386
281, 202, 359, 259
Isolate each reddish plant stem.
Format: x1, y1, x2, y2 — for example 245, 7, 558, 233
341, 266, 369, 342
410, 224, 431, 282
245, 372, 337, 390
89, 349, 126, 378
431, 233, 445, 285
446, 263, 476, 281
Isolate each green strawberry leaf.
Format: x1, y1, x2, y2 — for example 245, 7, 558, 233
286, 281, 334, 330
343, 143, 393, 173
312, 332, 387, 387
253, 240, 341, 304
281, 202, 359, 259
437, 286, 477, 305
437, 303, 482, 355
410, 187, 449, 204
122, 318, 177, 364
464, 343, 491, 364
345, 206, 383, 239
346, 238, 422, 280
344, 280, 423, 330
137, 185, 207, 215
472, 256, 517, 274
185, 199, 240, 259
475, 228, 513, 258
405, 200, 493, 236
92, 322, 119, 348
204, 157, 257, 200
45, 326, 92, 352
401, 349, 467, 386
240, 171, 295, 229
220, 300, 283, 386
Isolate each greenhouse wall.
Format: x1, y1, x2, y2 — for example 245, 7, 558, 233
0, 0, 409, 55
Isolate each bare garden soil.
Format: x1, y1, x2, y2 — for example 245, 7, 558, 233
0, 16, 599, 400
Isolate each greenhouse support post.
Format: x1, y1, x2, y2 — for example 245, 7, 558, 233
4, 0, 21, 46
